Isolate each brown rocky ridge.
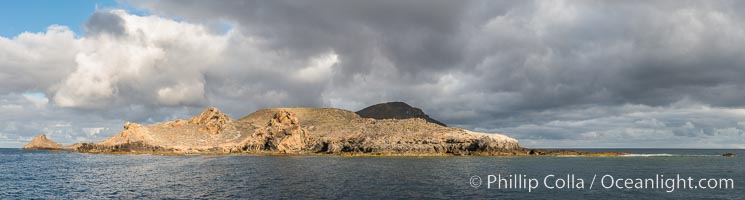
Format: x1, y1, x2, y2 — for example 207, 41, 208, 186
22, 134, 68, 150
22, 103, 624, 156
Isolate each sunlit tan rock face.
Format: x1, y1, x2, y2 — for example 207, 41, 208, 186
188, 107, 233, 135
254, 110, 308, 153
22, 134, 64, 150
23, 103, 524, 156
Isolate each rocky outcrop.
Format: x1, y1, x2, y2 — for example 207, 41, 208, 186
356, 102, 447, 126
98, 121, 155, 146
22, 134, 64, 150
188, 107, 232, 135
75, 141, 170, 153
526, 149, 626, 156
244, 110, 308, 153
297, 118, 521, 155
231, 107, 521, 155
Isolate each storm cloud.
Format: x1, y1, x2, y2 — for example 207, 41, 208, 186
1, 0, 745, 148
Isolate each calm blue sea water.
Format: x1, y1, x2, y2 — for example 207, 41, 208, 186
0, 149, 742, 199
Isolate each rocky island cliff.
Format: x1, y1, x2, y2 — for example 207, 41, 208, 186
22, 102, 620, 156
23, 134, 66, 150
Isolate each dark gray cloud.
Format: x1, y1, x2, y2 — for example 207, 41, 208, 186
2, 0, 745, 148
130, 1, 745, 110
85, 11, 126, 36
134, 0, 471, 79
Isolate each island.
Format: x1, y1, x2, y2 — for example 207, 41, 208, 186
23, 102, 623, 156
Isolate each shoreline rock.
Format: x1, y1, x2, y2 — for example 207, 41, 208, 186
22, 134, 69, 150
722, 153, 736, 157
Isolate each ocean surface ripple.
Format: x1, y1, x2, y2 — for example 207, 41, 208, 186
1, 149, 742, 199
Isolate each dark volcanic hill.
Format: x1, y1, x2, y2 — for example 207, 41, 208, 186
356, 102, 447, 127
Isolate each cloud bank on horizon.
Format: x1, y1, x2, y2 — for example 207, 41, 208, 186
1, 0, 745, 148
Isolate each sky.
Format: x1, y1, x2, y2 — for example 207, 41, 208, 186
0, 0, 120, 37
1, 0, 745, 148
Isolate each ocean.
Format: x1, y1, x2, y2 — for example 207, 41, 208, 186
1, 149, 742, 199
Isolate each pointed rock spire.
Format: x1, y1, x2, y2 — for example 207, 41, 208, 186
189, 107, 232, 125
22, 134, 63, 150
189, 107, 233, 134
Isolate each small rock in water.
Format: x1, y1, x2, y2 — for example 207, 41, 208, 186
722, 153, 736, 157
